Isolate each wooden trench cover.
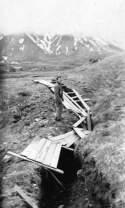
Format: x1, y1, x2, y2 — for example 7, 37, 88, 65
7, 79, 92, 174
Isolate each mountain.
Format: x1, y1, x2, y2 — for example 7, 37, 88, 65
0, 33, 123, 62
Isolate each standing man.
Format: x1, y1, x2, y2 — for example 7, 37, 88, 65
54, 76, 64, 121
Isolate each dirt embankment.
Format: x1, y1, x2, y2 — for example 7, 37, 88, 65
64, 52, 125, 208
0, 75, 79, 208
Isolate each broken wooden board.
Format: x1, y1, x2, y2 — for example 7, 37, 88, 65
73, 117, 86, 128
21, 136, 41, 157
64, 91, 87, 117
36, 140, 52, 163
14, 185, 38, 208
51, 144, 62, 168
42, 143, 57, 166
33, 79, 54, 88
7, 151, 64, 174
73, 89, 90, 112
73, 127, 89, 139
49, 130, 75, 142
28, 138, 46, 160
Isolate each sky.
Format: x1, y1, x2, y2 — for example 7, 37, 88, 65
0, 0, 125, 48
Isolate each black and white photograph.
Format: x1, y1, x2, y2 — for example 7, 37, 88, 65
0, 0, 125, 207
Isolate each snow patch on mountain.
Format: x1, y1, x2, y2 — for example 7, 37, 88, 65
20, 45, 25, 52
94, 37, 108, 46
89, 40, 96, 47
19, 38, 24, 44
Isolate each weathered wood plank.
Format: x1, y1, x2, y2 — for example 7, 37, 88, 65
34, 80, 54, 88
73, 89, 90, 111
64, 91, 87, 117
51, 144, 62, 168
50, 130, 75, 142
66, 137, 78, 148
73, 117, 86, 128
63, 94, 81, 114
14, 185, 38, 208
21, 136, 40, 157
27, 138, 46, 160
74, 127, 89, 139
87, 111, 92, 131
36, 140, 51, 163
43, 143, 57, 166
7, 151, 64, 174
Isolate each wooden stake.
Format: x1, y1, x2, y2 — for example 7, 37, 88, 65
7, 151, 64, 174
14, 185, 38, 208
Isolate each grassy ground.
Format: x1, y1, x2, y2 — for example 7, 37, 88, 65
63, 52, 125, 208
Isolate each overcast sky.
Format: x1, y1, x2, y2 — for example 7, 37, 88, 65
0, 0, 125, 48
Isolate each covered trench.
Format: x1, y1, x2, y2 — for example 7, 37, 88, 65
7, 79, 95, 208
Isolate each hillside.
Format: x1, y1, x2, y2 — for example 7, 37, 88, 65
0, 51, 125, 208
63, 52, 125, 208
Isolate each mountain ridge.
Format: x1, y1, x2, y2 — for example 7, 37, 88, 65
0, 33, 123, 62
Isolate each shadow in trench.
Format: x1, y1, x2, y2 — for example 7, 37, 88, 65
42, 147, 81, 208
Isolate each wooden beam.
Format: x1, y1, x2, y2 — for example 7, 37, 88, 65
73, 128, 89, 139
14, 185, 38, 208
62, 146, 74, 151
63, 94, 81, 114
64, 92, 87, 117
73, 89, 90, 111
66, 92, 75, 94
71, 96, 78, 99
7, 151, 64, 174
43, 143, 57, 166
50, 130, 75, 142
21, 136, 40, 157
73, 117, 86, 128
51, 144, 62, 168
87, 111, 92, 131
84, 98, 90, 102
27, 138, 46, 160
66, 137, 78, 148
36, 140, 51, 163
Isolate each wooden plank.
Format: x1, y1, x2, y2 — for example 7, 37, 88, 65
7, 151, 64, 174
64, 91, 87, 117
43, 143, 57, 166
73, 89, 90, 111
50, 130, 75, 142
27, 138, 46, 160
14, 185, 38, 208
73, 117, 86, 128
66, 92, 74, 94
84, 98, 90, 102
62, 146, 74, 151
73, 127, 89, 139
34, 79, 54, 88
71, 96, 78, 99
87, 111, 92, 131
63, 94, 81, 114
57, 134, 78, 146
21, 136, 41, 157
36, 140, 51, 163
66, 137, 78, 148
51, 144, 62, 168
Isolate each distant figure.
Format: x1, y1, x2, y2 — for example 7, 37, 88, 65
54, 76, 64, 121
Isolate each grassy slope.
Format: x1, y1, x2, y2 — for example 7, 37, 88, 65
64, 52, 125, 207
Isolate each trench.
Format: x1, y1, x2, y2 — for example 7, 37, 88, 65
39, 147, 112, 208
40, 146, 81, 208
